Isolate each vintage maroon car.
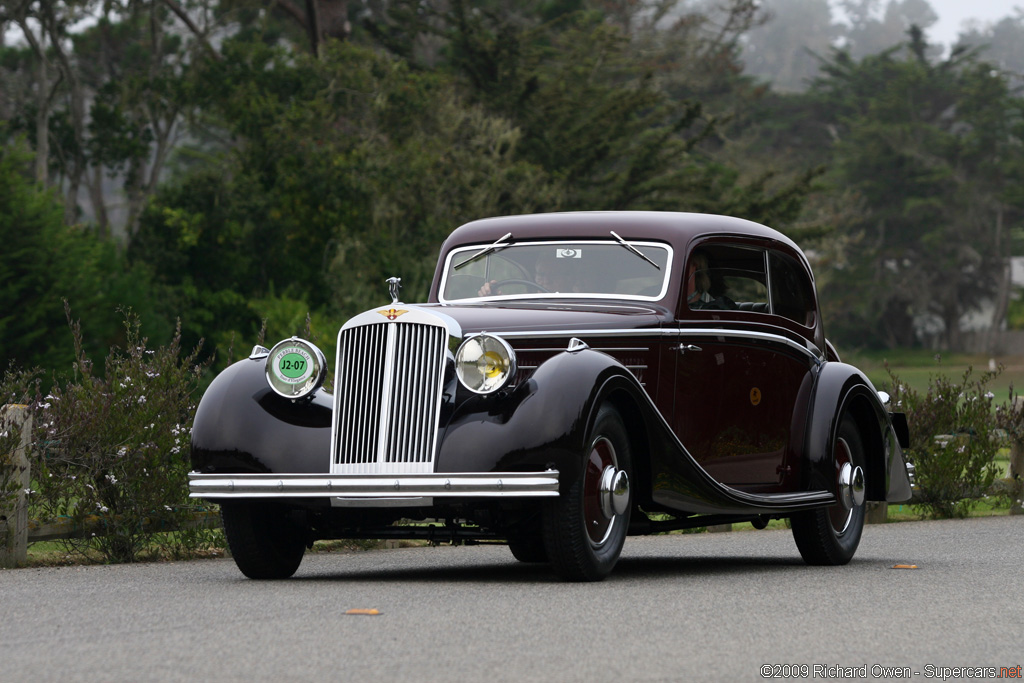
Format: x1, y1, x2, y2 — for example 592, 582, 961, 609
189, 211, 913, 581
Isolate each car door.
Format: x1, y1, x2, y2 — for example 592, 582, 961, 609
670, 241, 818, 492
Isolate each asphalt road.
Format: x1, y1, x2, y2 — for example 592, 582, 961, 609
2, 516, 1021, 683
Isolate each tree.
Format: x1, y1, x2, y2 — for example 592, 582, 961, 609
812, 29, 1024, 350
742, 0, 840, 92
130, 39, 557, 360
364, 1, 816, 223
0, 0, 214, 239
838, 0, 940, 59
0, 139, 168, 372
955, 10, 1024, 85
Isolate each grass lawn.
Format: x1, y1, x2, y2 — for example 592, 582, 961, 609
842, 349, 1024, 403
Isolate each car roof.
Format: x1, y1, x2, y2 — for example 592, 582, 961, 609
437, 211, 804, 256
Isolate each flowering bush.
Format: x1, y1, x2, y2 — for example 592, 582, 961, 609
25, 308, 214, 562
888, 364, 1002, 519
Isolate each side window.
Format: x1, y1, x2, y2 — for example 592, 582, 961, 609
687, 244, 768, 312
769, 251, 817, 327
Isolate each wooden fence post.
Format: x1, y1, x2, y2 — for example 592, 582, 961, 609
1009, 397, 1024, 517
1010, 440, 1023, 516
1, 405, 32, 568
865, 501, 888, 524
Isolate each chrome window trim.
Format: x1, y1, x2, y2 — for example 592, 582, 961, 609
438, 239, 674, 304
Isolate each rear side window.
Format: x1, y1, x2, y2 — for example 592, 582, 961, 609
769, 251, 816, 327
686, 244, 768, 312
684, 243, 817, 328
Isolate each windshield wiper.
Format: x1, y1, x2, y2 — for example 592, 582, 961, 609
454, 232, 513, 270
610, 231, 660, 270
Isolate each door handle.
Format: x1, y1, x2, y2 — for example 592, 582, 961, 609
675, 344, 703, 354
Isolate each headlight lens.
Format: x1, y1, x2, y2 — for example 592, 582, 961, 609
455, 334, 517, 394
265, 337, 327, 400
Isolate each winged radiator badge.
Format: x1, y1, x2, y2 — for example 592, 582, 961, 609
378, 308, 408, 321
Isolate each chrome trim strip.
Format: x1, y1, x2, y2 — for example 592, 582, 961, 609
375, 323, 399, 463
188, 471, 560, 499
494, 327, 822, 363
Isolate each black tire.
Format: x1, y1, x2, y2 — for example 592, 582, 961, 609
791, 415, 866, 565
508, 535, 549, 563
220, 501, 307, 579
543, 403, 632, 581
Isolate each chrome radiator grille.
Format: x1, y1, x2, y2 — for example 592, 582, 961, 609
333, 321, 447, 474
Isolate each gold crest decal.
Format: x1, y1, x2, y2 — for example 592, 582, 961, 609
378, 308, 409, 321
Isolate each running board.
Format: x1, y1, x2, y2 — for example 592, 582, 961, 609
652, 487, 836, 516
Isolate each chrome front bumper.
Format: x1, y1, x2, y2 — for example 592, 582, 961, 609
188, 471, 560, 501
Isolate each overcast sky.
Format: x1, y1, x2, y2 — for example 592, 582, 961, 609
904, 0, 1022, 46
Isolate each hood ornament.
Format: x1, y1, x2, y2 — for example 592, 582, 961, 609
386, 277, 402, 304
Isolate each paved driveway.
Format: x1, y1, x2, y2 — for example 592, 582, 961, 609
1, 516, 1021, 682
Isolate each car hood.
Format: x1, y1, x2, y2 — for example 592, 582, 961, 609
415, 300, 671, 337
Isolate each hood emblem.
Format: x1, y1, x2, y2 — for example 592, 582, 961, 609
379, 308, 409, 321
386, 276, 402, 304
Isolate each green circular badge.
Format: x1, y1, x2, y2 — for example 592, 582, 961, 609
278, 352, 308, 379
271, 346, 314, 385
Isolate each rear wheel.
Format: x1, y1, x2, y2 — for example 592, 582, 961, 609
221, 501, 307, 579
791, 415, 867, 565
543, 403, 632, 581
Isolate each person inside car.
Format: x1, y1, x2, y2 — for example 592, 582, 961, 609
686, 250, 736, 310
478, 250, 582, 296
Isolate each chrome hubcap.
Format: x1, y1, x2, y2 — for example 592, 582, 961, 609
829, 437, 861, 535
838, 462, 866, 510
599, 466, 630, 518
584, 436, 627, 547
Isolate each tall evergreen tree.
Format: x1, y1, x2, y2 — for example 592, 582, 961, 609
812, 28, 1024, 350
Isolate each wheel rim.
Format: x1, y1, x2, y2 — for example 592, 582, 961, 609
829, 437, 862, 535
582, 436, 626, 547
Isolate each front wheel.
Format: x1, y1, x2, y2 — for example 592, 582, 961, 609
221, 501, 307, 579
791, 415, 867, 565
508, 535, 549, 563
543, 403, 632, 581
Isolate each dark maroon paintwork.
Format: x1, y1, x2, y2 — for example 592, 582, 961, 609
191, 211, 913, 530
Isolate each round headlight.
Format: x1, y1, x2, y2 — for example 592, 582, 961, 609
455, 334, 517, 395
265, 337, 327, 401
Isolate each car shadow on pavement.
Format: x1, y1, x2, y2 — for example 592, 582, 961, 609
283, 552, 807, 584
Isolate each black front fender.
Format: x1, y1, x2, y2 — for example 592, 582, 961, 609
435, 348, 642, 493
190, 357, 333, 475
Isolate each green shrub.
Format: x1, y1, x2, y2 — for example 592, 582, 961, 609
24, 307, 213, 562
888, 364, 1003, 519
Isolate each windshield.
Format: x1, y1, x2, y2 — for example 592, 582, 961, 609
439, 240, 672, 302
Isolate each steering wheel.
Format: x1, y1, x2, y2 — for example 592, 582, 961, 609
490, 279, 552, 293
